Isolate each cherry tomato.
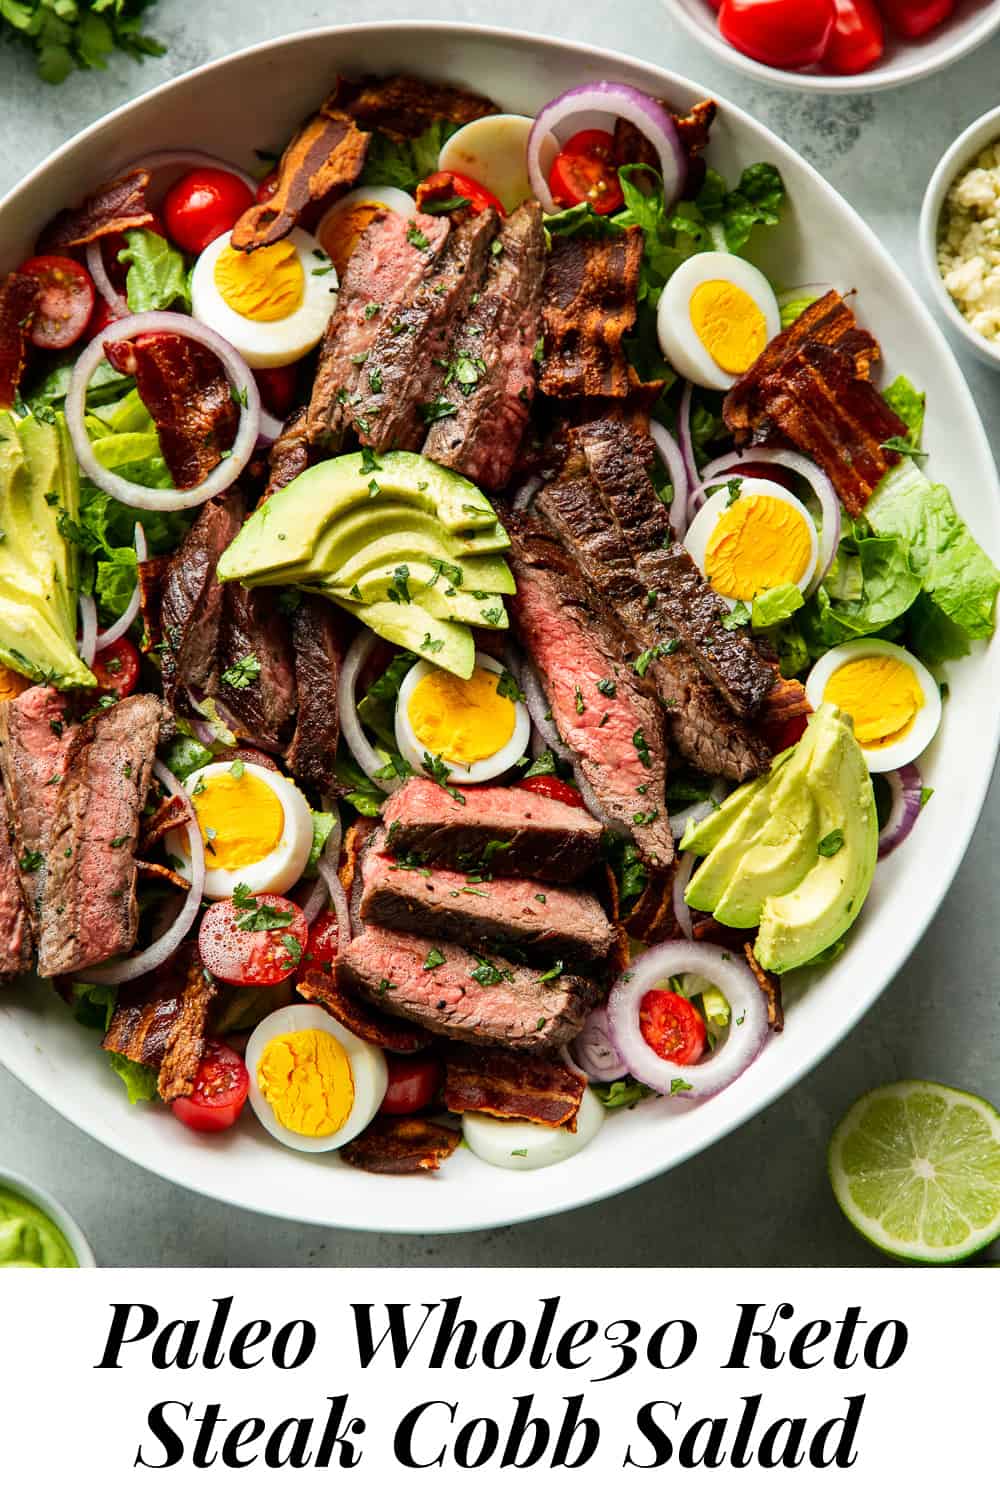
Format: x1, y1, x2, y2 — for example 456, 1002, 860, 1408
163, 168, 255, 256
762, 712, 810, 754
520, 774, 586, 808
255, 362, 299, 417
91, 639, 140, 699
548, 129, 624, 215
416, 169, 506, 219
171, 1040, 249, 1132
256, 170, 280, 204
84, 296, 119, 340
639, 989, 706, 1067
718, 0, 836, 69
379, 1055, 442, 1116
296, 910, 340, 981
199, 895, 309, 987
824, 0, 884, 73
877, 0, 955, 38
17, 255, 95, 350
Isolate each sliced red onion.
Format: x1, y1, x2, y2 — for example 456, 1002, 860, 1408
558, 1043, 589, 1084
85, 239, 129, 320
528, 81, 686, 216
65, 311, 260, 512
512, 475, 543, 514
607, 939, 769, 1099
338, 627, 402, 789
520, 658, 565, 757
649, 419, 689, 540
77, 592, 97, 668
120, 149, 257, 196
569, 1006, 627, 1083
878, 763, 925, 858
256, 407, 284, 448
75, 759, 205, 984
700, 447, 841, 595
94, 523, 147, 652
672, 382, 699, 536
671, 850, 697, 940
668, 777, 727, 840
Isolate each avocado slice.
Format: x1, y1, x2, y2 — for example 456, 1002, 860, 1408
327, 563, 509, 629
711, 766, 820, 928
679, 752, 796, 858
684, 750, 801, 915
329, 594, 476, 679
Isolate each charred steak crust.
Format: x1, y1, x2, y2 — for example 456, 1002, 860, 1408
0, 780, 32, 980
285, 594, 346, 800
215, 582, 296, 754
0, 685, 80, 938
263, 406, 312, 501
160, 491, 244, 711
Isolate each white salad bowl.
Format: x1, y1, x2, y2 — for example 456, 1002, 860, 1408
0, 23, 997, 1234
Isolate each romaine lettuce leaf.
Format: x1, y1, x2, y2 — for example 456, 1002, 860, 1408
358, 122, 459, 195
751, 583, 803, 629
106, 1051, 158, 1104
882, 375, 925, 448
118, 228, 191, 314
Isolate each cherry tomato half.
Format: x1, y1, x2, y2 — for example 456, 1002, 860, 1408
171, 1039, 249, 1132
718, 0, 836, 70
296, 910, 340, 981
639, 989, 706, 1067
548, 129, 624, 215
92, 639, 140, 699
824, 0, 884, 74
18, 255, 95, 350
199, 895, 309, 987
520, 774, 585, 808
163, 168, 255, 256
416, 169, 506, 218
380, 1055, 443, 1116
256, 170, 280, 204
255, 362, 299, 417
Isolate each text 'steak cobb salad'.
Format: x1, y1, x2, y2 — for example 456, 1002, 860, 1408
0, 72, 996, 1180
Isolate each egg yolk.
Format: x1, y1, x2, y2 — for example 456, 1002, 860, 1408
822, 657, 924, 749
213, 240, 304, 322
257, 1029, 354, 1138
319, 201, 384, 278
193, 770, 285, 870
408, 665, 516, 765
0, 664, 29, 702
689, 280, 767, 374
705, 492, 813, 600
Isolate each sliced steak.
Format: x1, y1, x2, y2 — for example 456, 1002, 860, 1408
216, 583, 296, 754
540, 226, 643, 399
421, 200, 544, 491
262, 406, 311, 501
0, 782, 32, 980
103, 941, 215, 1100
307, 208, 449, 447
381, 778, 603, 885
337, 924, 597, 1049
0, 686, 79, 937
160, 491, 244, 712
359, 829, 614, 966
37, 695, 163, 978
443, 1043, 584, 1127
284, 595, 346, 799
358, 208, 499, 453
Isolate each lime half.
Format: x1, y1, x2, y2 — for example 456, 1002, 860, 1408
829, 1081, 1000, 1264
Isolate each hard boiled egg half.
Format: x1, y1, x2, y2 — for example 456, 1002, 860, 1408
657, 251, 780, 390
684, 477, 819, 605
438, 114, 535, 212
166, 759, 314, 899
246, 1003, 387, 1153
463, 1087, 605, 1172
806, 640, 942, 774
395, 650, 531, 785
316, 186, 416, 277
191, 227, 337, 368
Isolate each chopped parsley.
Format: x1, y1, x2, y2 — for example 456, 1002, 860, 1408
496, 667, 524, 703
420, 633, 444, 654
721, 601, 752, 631
364, 302, 381, 319
230, 759, 245, 781
423, 948, 446, 971
220, 653, 262, 690
574, 685, 585, 715
419, 397, 459, 424
536, 959, 565, 987
817, 828, 845, 858
422, 751, 466, 803
634, 639, 678, 676
18, 850, 43, 873
387, 563, 411, 606
596, 678, 617, 698
670, 1078, 693, 1096
469, 955, 513, 987
369, 368, 384, 395
280, 933, 303, 965
406, 222, 431, 251
633, 809, 659, 826
633, 727, 651, 767
235, 900, 297, 934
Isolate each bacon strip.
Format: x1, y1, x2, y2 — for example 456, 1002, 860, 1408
135, 858, 191, 892
340, 1116, 460, 1174
104, 333, 239, 489
761, 673, 812, 725
137, 555, 169, 652
297, 969, 434, 1053
745, 942, 784, 1033
540, 226, 643, 400
140, 791, 189, 852
103, 941, 215, 1101
328, 74, 497, 141
0, 273, 37, 409
230, 109, 369, 251
613, 98, 717, 194
443, 1043, 584, 1129
38, 169, 153, 252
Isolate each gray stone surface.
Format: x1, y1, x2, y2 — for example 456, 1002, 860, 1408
0, 0, 997, 1267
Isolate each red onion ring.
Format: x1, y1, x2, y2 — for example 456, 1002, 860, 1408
607, 939, 769, 1099
77, 592, 97, 668
520, 658, 566, 757
75, 759, 206, 983
119, 149, 257, 197
338, 627, 403, 789
649, 419, 689, 540
527, 81, 685, 216
301, 814, 345, 925
878, 763, 925, 858
673, 383, 699, 536
256, 407, 284, 448
93, 523, 147, 652
671, 850, 697, 940
569, 1006, 627, 1083
85, 240, 129, 320
65, 311, 260, 511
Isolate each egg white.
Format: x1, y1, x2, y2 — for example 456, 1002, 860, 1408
395, 650, 531, 785
684, 477, 819, 605
316, 185, 417, 255
245, 1003, 387, 1154
657, 251, 781, 391
438, 114, 535, 213
165, 759, 314, 899
463, 1087, 605, 1172
806, 640, 943, 774
190, 227, 337, 369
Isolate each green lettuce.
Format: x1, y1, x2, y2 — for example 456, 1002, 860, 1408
882, 375, 926, 449
695, 163, 785, 252
751, 583, 803, 629
118, 228, 191, 314
162, 733, 214, 781
305, 810, 336, 877
802, 535, 921, 653
70, 982, 117, 1031
359, 122, 459, 195
107, 1051, 158, 1104
333, 751, 386, 818
357, 650, 417, 750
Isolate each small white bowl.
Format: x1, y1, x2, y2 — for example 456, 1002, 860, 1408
0, 1168, 96, 1267
920, 103, 1000, 372
661, 0, 1000, 94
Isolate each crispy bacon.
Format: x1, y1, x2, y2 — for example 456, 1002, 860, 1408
38, 169, 153, 252
443, 1043, 584, 1129
230, 109, 369, 251
137, 555, 169, 652
297, 969, 433, 1053
761, 673, 812, 725
744, 942, 784, 1032
104, 333, 239, 489
613, 97, 717, 195
540, 226, 643, 400
135, 858, 191, 891
328, 74, 497, 141
0, 273, 37, 409
139, 791, 189, 852
103, 941, 215, 1100
340, 1115, 461, 1174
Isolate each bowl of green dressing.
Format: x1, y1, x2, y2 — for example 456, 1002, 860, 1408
0, 1169, 96, 1268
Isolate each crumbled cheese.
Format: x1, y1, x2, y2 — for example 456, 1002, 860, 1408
937, 142, 1000, 342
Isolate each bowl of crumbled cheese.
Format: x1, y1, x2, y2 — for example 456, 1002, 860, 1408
922, 104, 1000, 371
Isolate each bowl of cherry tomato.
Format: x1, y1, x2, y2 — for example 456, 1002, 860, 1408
663, 0, 1000, 92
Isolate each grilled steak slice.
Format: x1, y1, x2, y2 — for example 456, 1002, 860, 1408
285, 595, 346, 799
160, 491, 243, 711
340, 1115, 461, 1175
0, 273, 39, 408
421, 201, 544, 491
216, 583, 296, 754
381, 779, 603, 884
263, 406, 311, 501
0, 781, 32, 980
0, 686, 80, 938
329, 74, 497, 140
38, 695, 163, 977
103, 941, 215, 1101
359, 829, 614, 966
358, 208, 499, 452
307, 208, 449, 446
443, 1043, 584, 1127
540, 226, 643, 399
337, 925, 597, 1049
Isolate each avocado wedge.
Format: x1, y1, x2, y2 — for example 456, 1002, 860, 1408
332, 595, 476, 679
